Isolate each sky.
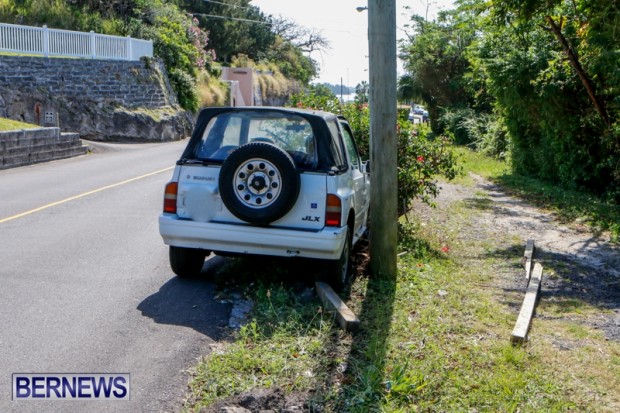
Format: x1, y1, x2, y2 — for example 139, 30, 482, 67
252, 0, 454, 88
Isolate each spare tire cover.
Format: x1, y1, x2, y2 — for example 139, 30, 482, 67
218, 142, 301, 225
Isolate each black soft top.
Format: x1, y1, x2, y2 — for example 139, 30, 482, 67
180, 107, 346, 171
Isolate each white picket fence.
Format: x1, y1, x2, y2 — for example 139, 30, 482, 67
0, 22, 153, 61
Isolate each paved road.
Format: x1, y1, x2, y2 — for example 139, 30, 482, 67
0, 141, 230, 412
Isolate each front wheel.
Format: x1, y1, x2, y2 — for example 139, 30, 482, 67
325, 227, 352, 291
169, 246, 208, 278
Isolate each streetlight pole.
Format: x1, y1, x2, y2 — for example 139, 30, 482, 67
368, 0, 397, 280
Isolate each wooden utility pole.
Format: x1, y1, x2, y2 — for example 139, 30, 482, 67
368, 0, 397, 280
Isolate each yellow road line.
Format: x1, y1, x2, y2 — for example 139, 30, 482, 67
0, 166, 174, 224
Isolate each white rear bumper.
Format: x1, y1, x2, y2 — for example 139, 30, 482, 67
159, 214, 347, 260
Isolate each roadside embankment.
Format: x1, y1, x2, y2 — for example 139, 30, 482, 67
0, 55, 193, 142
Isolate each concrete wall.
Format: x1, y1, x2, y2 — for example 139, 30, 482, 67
0, 127, 87, 170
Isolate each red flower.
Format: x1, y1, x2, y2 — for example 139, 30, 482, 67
417, 156, 424, 162
441, 246, 450, 253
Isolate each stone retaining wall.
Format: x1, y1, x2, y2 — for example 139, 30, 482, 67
0, 127, 88, 170
0, 55, 192, 142
0, 55, 176, 109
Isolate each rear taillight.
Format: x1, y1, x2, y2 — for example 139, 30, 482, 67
326, 194, 342, 227
163, 182, 178, 214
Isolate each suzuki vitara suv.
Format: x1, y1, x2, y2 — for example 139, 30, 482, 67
159, 107, 370, 289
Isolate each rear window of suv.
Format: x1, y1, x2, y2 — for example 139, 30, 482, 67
194, 111, 317, 168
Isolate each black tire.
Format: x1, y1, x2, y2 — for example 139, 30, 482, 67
219, 142, 300, 225
169, 246, 207, 278
325, 227, 352, 291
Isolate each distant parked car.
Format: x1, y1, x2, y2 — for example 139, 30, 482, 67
159, 107, 370, 290
409, 104, 429, 123
408, 107, 415, 122
422, 109, 429, 123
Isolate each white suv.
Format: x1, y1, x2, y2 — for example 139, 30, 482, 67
159, 107, 370, 289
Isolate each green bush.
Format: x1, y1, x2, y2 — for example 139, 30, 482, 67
467, 2, 620, 202
476, 113, 510, 160
341, 103, 370, 159
396, 121, 461, 214
128, 3, 212, 111
289, 94, 461, 214
288, 90, 341, 116
169, 69, 199, 112
397, 106, 410, 123
445, 110, 510, 160
267, 38, 317, 85
0, 0, 214, 112
438, 108, 476, 145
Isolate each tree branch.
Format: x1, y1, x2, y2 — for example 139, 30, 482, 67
544, 15, 610, 128
270, 16, 329, 54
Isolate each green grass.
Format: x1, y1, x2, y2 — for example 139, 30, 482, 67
0, 51, 81, 58
117, 106, 181, 122
187, 284, 336, 407
184, 225, 619, 412
452, 146, 620, 242
0, 51, 40, 57
183, 146, 620, 412
0, 117, 39, 131
451, 146, 511, 185
184, 259, 345, 410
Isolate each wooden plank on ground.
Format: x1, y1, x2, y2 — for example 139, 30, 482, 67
315, 282, 360, 332
511, 262, 543, 344
523, 239, 535, 280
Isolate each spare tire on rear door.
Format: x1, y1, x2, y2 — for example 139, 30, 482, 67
219, 142, 300, 225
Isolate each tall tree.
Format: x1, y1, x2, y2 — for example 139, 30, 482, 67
481, 0, 620, 196
270, 15, 329, 54
491, 0, 615, 128
399, 0, 620, 198
179, 0, 318, 84
355, 81, 369, 104
399, 10, 481, 131
181, 0, 274, 63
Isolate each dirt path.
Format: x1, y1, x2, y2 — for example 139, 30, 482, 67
416, 173, 620, 341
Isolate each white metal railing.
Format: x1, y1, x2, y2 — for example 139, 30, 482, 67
0, 22, 153, 61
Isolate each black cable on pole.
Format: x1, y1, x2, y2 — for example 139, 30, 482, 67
202, 0, 252, 10
192, 13, 272, 25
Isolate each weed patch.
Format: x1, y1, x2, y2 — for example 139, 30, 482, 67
0, 117, 38, 131
186, 283, 336, 410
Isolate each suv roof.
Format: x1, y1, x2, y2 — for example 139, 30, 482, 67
211, 106, 339, 121
179, 107, 347, 172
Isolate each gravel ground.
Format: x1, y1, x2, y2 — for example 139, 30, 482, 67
414, 173, 620, 342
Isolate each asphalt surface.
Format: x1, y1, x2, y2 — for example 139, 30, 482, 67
0, 140, 230, 412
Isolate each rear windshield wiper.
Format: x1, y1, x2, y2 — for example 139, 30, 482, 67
177, 158, 204, 165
